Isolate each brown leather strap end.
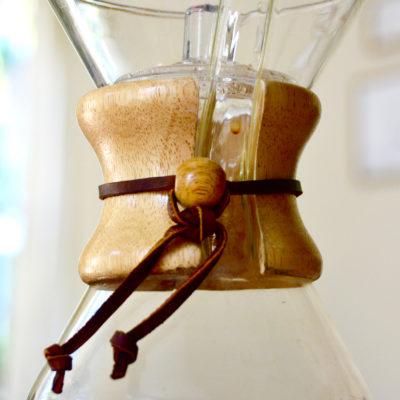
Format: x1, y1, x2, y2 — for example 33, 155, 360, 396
110, 331, 139, 379
44, 344, 73, 394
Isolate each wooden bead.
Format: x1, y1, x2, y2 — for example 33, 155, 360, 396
175, 157, 226, 208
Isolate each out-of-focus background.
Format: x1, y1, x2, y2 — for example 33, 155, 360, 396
0, 0, 399, 398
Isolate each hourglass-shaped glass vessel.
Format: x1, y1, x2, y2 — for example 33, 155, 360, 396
29, 1, 371, 399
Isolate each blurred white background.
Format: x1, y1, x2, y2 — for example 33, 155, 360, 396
0, 0, 399, 398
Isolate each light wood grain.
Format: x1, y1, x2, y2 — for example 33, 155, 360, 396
77, 79, 201, 288
77, 78, 322, 290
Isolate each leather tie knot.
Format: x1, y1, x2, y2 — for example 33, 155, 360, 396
178, 206, 217, 242
110, 331, 139, 380
167, 189, 229, 242
44, 344, 72, 394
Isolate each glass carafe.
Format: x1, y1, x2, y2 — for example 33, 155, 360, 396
28, 1, 371, 399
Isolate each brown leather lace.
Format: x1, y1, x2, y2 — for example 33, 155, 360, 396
44, 189, 229, 393
99, 176, 302, 199
44, 176, 301, 394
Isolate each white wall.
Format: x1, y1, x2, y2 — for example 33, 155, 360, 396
6, 5, 96, 398
300, 1, 400, 398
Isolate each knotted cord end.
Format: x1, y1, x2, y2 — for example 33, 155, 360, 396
44, 344, 72, 394
110, 331, 139, 379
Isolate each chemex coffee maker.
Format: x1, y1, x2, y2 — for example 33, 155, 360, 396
29, 1, 371, 399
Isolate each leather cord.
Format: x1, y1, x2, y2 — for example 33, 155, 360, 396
99, 177, 302, 199
44, 189, 229, 394
110, 190, 228, 379
45, 175, 301, 394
